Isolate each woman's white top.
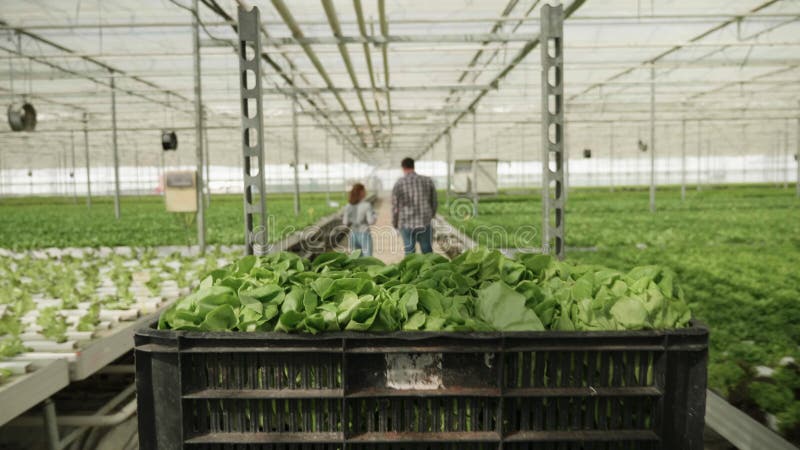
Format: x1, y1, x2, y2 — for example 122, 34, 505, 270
343, 200, 376, 232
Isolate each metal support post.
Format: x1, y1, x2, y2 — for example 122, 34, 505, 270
341, 138, 346, 198
192, 0, 206, 253
238, 5, 268, 255
471, 110, 478, 217
445, 130, 452, 206
783, 120, 789, 189
70, 131, 77, 203
609, 122, 615, 192
110, 71, 121, 219
563, 128, 569, 202
540, 4, 566, 259
649, 63, 656, 212
797, 114, 800, 198
292, 96, 301, 216
203, 106, 211, 207
133, 144, 140, 196
82, 114, 91, 208
159, 151, 165, 191
697, 121, 702, 191
42, 398, 59, 450
741, 124, 747, 183
324, 134, 331, 204
681, 119, 686, 201
519, 131, 525, 188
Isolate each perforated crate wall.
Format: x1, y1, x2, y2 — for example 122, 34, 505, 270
135, 325, 707, 450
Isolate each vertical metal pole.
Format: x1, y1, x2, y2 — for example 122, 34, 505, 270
741, 124, 747, 183
83, 114, 91, 208
471, 110, 478, 217
649, 63, 656, 212
796, 114, 800, 198
783, 120, 789, 189
445, 130, 452, 206
341, 138, 346, 198
696, 121, 702, 191
324, 134, 331, 204
134, 144, 140, 196
110, 71, 121, 219
203, 106, 211, 207
707, 138, 713, 188
609, 122, 615, 192
681, 119, 686, 201
563, 125, 569, 201
238, 5, 268, 255
42, 398, 59, 450
159, 151, 165, 193
292, 97, 301, 216
70, 131, 77, 203
520, 130, 525, 188
192, 0, 206, 253
540, 4, 565, 259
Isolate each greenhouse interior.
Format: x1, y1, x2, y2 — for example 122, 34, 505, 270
0, 0, 799, 449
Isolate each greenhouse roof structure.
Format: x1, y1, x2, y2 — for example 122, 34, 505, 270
0, 0, 798, 170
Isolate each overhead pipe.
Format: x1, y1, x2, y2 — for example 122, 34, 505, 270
270, 0, 369, 150
353, 0, 385, 132
377, 0, 393, 142
321, 0, 379, 149
1, 13, 796, 31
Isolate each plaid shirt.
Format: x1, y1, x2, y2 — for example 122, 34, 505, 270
392, 172, 438, 229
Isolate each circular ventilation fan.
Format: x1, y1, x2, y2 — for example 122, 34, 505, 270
161, 130, 178, 151
7, 103, 37, 132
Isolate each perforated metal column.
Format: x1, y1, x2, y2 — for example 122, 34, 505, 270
238, 6, 268, 255
540, 4, 565, 260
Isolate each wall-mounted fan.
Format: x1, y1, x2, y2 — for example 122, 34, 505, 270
637, 139, 648, 152
161, 130, 178, 151
7, 103, 37, 131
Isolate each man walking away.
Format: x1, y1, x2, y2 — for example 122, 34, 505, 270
392, 157, 438, 254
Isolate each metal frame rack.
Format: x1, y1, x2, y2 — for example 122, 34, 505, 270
540, 3, 566, 260
237, 5, 269, 256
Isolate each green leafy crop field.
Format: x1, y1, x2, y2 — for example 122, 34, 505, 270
0, 193, 339, 249
445, 185, 800, 438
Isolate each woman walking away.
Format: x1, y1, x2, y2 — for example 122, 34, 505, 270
343, 183, 376, 257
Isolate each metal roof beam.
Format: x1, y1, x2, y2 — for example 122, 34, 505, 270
0, 13, 796, 31
321, 0, 379, 149
197, 0, 372, 163
353, 0, 384, 133
0, 22, 194, 114
270, 0, 371, 151
567, 0, 783, 102
377, 0, 393, 145
415, 0, 589, 160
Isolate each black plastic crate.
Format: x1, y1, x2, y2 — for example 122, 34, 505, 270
135, 322, 707, 450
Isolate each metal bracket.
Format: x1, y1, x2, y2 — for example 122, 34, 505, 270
540, 4, 566, 259
237, 6, 268, 255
